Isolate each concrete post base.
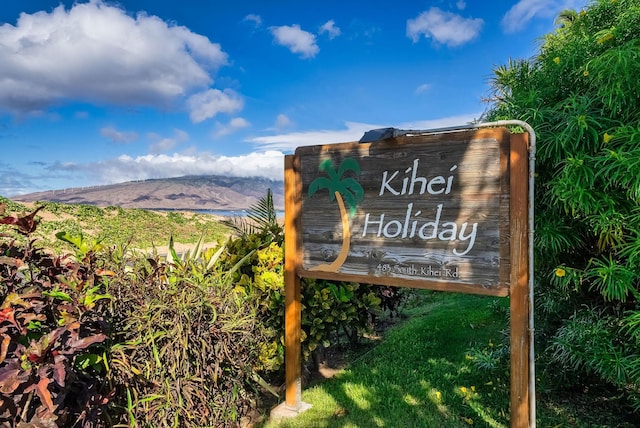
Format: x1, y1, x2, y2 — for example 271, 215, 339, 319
270, 401, 312, 421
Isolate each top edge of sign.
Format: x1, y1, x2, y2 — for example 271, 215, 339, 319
294, 127, 512, 156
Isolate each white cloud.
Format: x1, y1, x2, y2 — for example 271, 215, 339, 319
457, 1, 467, 10
213, 117, 251, 137
415, 83, 432, 94
229, 117, 251, 129
60, 151, 286, 183
501, 0, 587, 34
173, 129, 189, 142
148, 128, 189, 153
243, 14, 262, 27
0, 165, 39, 196
502, 0, 554, 33
187, 89, 244, 123
149, 138, 179, 154
10, 113, 482, 195
248, 121, 373, 152
319, 20, 341, 39
100, 126, 138, 144
275, 114, 292, 130
407, 8, 483, 47
395, 113, 482, 130
270, 24, 319, 58
0, 1, 229, 114
248, 114, 481, 152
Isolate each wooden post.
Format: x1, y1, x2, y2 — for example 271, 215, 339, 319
509, 133, 531, 427
284, 155, 303, 410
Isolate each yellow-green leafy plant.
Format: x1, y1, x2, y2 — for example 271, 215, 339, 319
485, 0, 640, 413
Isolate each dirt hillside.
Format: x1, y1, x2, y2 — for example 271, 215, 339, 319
12, 175, 284, 211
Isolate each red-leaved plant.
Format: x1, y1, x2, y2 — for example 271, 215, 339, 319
0, 204, 113, 427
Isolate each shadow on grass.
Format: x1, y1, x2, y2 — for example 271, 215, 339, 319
262, 292, 512, 428
262, 291, 640, 427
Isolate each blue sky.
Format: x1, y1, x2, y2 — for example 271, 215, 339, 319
0, 0, 588, 196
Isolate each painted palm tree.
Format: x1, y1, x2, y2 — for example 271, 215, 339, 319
308, 157, 364, 272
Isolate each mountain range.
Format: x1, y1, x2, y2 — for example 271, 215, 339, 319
12, 176, 285, 211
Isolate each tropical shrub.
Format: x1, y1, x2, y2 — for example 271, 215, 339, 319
0, 205, 270, 427
0, 205, 112, 427
245, 240, 383, 375
0, 193, 399, 427
220, 190, 388, 377
104, 237, 270, 427
485, 0, 640, 411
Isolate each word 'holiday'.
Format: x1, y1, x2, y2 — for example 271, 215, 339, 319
362, 158, 478, 256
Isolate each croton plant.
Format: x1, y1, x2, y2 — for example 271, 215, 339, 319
0, 204, 112, 427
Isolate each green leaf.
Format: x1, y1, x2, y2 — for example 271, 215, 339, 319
42, 290, 73, 302
56, 230, 84, 248
75, 353, 102, 370
83, 293, 113, 307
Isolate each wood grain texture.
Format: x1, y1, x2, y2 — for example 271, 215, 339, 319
509, 133, 531, 427
284, 155, 303, 409
295, 128, 511, 295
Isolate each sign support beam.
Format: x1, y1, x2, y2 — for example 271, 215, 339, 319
284, 154, 302, 410
509, 132, 531, 427
272, 154, 312, 418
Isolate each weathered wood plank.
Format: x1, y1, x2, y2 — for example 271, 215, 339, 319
295, 128, 511, 295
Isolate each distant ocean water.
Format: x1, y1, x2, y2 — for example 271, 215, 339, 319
151, 208, 285, 218
194, 209, 285, 218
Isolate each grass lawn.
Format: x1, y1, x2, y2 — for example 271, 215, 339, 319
260, 291, 636, 428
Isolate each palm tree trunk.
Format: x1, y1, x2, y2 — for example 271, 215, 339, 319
310, 191, 350, 272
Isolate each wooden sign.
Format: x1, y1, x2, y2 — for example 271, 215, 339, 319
294, 128, 511, 296
281, 126, 533, 427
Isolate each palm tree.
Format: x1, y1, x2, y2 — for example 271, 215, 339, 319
222, 188, 282, 244
308, 158, 364, 272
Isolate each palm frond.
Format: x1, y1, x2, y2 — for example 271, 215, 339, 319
247, 188, 277, 229
222, 189, 281, 240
